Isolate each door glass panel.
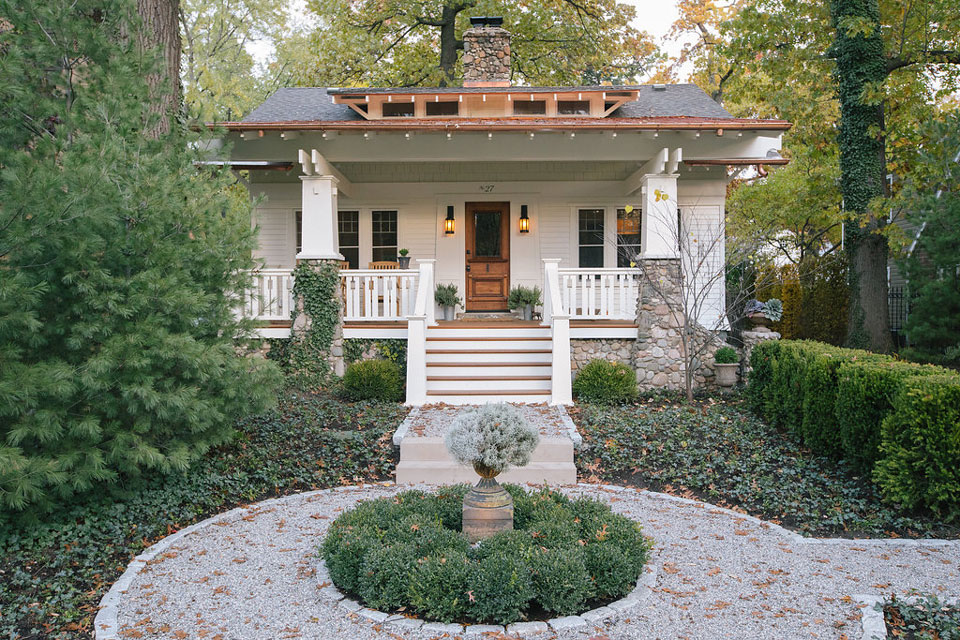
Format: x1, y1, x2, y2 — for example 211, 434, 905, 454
474, 211, 501, 257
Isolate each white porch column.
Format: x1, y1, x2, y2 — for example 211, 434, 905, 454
297, 174, 343, 261
641, 173, 679, 259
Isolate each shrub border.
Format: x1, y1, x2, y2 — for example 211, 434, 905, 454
94, 483, 960, 640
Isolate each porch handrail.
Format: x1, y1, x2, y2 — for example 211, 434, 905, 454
341, 269, 418, 321
543, 259, 572, 405
405, 259, 435, 405
244, 268, 295, 322
557, 267, 638, 320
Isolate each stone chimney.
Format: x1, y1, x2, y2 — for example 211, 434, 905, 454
462, 17, 511, 87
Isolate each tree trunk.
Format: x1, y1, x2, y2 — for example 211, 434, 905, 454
437, 5, 461, 87
830, 0, 892, 352
137, 0, 181, 136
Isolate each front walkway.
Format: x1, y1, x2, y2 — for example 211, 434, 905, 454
97, 484, 960, 640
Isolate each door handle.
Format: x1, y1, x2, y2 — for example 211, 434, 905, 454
466, 265, 471, 272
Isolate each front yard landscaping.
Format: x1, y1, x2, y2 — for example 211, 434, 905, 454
0, 390, 407, 640
572, 395, 960, 539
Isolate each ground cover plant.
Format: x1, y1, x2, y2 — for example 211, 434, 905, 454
321, 486, 652, 625
0, 390, 407, 640
572, 396, 959, 539
881, 594, 960, 640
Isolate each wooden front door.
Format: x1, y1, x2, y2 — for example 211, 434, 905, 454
465, 202, 510, 311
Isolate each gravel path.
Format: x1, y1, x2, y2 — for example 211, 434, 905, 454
104, 484, 960, 640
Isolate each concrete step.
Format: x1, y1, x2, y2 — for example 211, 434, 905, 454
396, 460, 577, 485
400, 436, 573, 463
424, 339, 550, 351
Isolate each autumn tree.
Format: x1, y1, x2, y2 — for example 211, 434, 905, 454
289, 0, 662, 87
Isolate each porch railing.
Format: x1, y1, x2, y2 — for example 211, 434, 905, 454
244, 269, 295, 322
557, 268, 639, 320
341, 269, 419, 321
543, 259, 572, 405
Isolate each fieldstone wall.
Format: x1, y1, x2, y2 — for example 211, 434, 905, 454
292, 259, 345, 377
741, 328, 781, 378
462, 26, 511, 86
570, 339, 635, 373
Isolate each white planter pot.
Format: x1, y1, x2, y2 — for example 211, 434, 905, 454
715, 362, 739, 388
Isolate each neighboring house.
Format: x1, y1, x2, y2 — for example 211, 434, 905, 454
212, 18, 790, 406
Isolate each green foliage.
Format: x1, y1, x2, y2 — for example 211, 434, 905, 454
340, 360, 404, 402
0, 0, 281, 514
573, 359, 638, 405
291, 0, 662, 88
714, 347, 739, 364
321, 486, 650, 624
343, 338, 408, 375
762, 298, 784, 322
507, 286, 543, 310
898, 113, 960, 367
434, 283, 462, 308
574, 397, 957, 538
0, 390, 407, 638
746, 340, 958, 514
287, 261, 341, 383
445, 403, 539, 472
880, 594, 960, 639
874, 375, 960, 519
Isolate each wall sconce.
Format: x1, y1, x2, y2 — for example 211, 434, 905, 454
444, 205, 455, 235
519, 205, 530, 233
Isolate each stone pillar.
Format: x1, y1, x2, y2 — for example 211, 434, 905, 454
462, 25, 511, 87
292, 258, 345, 377
298, 175, 342, 261
633, 258, 685, 390
641, 173, 679, 260
741, 328, 781, 378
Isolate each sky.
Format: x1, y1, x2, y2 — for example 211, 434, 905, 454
250, 0, 690, 75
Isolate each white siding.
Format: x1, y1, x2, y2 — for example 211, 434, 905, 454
682, 205, 726, 329
539, 205, 572, 267
252, 208, 294, 269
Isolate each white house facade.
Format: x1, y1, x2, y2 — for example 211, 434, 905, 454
213, 21, 790, 406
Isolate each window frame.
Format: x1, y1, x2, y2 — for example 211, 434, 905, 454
577, 208, 606, 268
616, 206, 642, 267
371, 209, 399, 263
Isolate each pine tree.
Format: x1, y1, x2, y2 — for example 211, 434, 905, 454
0, 0, 281, 512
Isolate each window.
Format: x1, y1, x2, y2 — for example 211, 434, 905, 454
372, 210, 398, 262
558, 100, 591, 115
617, 207, 641, 267
338, 211, 360, 268
295, 210, 302, 254
426, 101, 458, 116
578, 209, 605, 268
382, 103, 414, 117
513, 100, 546, 115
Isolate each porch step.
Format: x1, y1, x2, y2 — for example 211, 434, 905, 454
426, 363, 551, 377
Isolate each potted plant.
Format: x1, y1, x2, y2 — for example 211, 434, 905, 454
445, 403, 540, 542
745, 298, 783, 331
507, 285, 543, 321
397, 248, 411, 269
713, 346, 739, 388
435, 283, 461, 321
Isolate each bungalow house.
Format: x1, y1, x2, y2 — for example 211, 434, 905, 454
213, 18, 790, 406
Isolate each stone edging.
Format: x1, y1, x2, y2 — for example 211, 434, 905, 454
316, 558, 658, 636
93, 482, 960, 640
392, 406, 420, 446
557, 405, 583, 448
853, 594, 960, 640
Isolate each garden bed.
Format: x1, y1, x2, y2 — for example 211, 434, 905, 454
0, 389, 407, 640
572, 395, 960, 539
882, 594, 960, 639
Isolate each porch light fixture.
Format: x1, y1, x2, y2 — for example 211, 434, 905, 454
519, 205, 530, 233
445, 206, 456, 235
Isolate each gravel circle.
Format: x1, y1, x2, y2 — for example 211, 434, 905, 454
101, 483, 960, 640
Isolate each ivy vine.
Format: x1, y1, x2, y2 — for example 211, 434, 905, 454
288, 260, 341, 381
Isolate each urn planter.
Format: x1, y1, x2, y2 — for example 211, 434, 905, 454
462, 463, 513, 543
442, 305, 456, 321
747, 312, 772, 331
714, 362, 739, 388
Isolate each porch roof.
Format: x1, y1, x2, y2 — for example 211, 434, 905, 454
211, 85, 791, 132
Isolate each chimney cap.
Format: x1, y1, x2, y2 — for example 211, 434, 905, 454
469, 16, 504, 27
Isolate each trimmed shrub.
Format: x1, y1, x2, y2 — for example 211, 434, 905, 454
573, 359, 638, 404
874, 375, 960, 518
714, 346, 739, 364
340, 359, 403, 402
321, 486, 650, 624
531, 548, 593, 615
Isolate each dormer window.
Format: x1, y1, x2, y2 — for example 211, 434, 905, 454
426, 101, 459, 116
382, 103, 415, 117
557, 100, 591, 115
513, 100, 546, 116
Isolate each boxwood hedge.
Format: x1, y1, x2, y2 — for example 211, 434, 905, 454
747, 340, 960, 518
320, 486, 652, 624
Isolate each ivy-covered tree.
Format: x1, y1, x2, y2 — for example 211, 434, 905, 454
0, 0, 280, 513
899, 114, 960, 366
287, 0, 662, 87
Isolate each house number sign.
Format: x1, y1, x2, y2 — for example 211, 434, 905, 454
479, 184, 495, 192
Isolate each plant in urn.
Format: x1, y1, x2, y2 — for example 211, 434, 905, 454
445, 404, 540, 543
